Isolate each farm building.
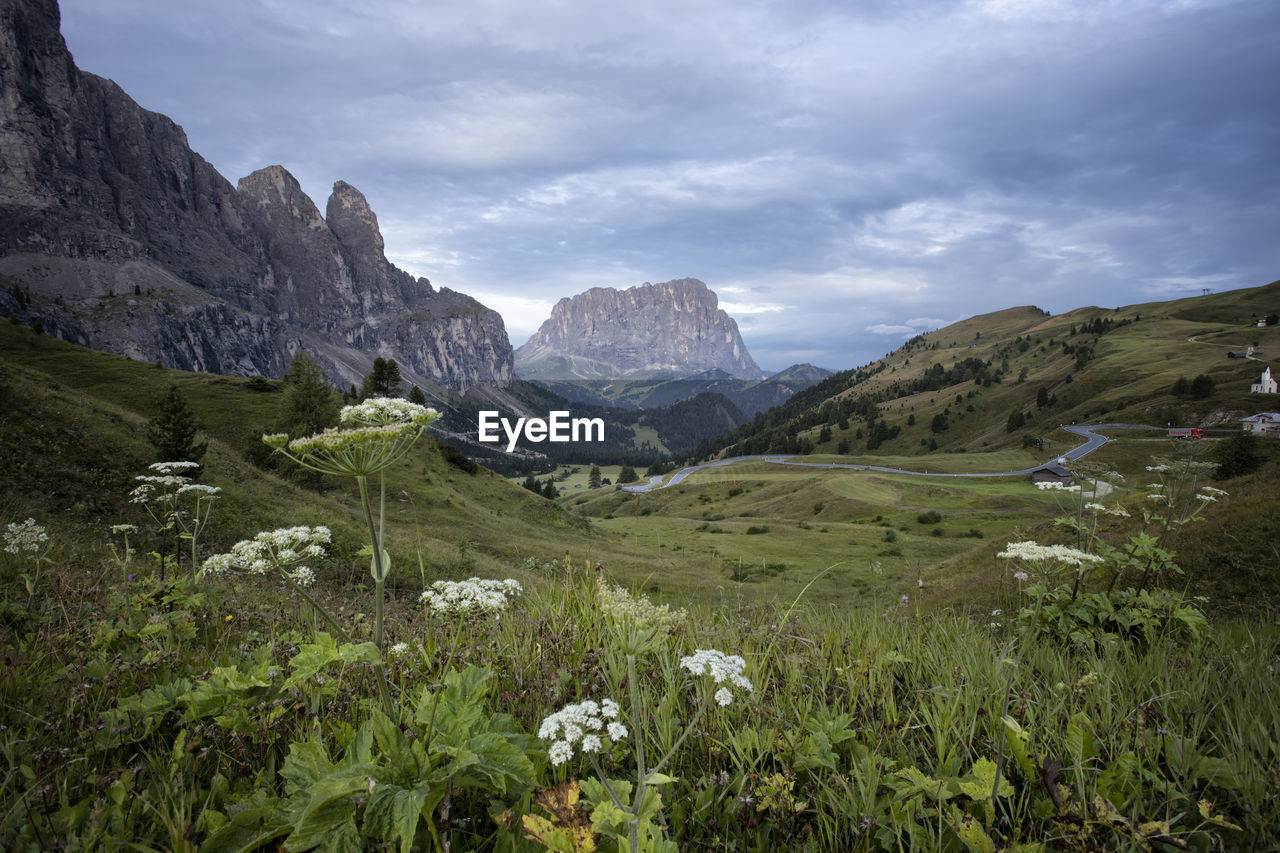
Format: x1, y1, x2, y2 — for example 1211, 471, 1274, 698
1030, 461, 1073, 485
1240, 413, 1280, 438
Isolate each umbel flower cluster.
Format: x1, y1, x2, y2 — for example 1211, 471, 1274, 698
679, 649, 754, 707
420, 577, 523, 616
200, 525, 331, 587
597, 581, 687, 632
997, 541, 1104, 568
3, 518, 48, 555
129, 461, 217, 505
538, 698, 628, 766
263, 398, 439, 478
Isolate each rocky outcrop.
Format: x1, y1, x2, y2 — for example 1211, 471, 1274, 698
0, 0, 513, 394
515, 278, 766, 380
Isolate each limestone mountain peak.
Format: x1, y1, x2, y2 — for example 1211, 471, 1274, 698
516, 278, 766, 380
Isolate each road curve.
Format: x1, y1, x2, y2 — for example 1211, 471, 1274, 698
621, 423, 1153, 493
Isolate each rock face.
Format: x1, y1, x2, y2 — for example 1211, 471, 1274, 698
515, 279, 766, 380
0, 0, 512, 393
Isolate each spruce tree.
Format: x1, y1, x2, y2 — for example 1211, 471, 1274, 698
360, 357, 403, 399
147, 384, 208, 470
588, 465, 603, 488
279, 353, 339, 439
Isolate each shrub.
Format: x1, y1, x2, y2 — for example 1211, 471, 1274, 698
916, 510, 942, 525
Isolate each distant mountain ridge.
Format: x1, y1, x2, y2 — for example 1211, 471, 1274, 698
515, 278, 767, 381
0, 0, 512, 394
531, 363, 834, 415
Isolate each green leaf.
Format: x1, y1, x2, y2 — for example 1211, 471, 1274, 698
643, 772, 677, 786
958, 758, 1013, 802
1002, 716, 1036, 781
199, 804, 291, 853
1066, 713, 1099, 766
283, 774, 367, 851
287, 633, 341, 684
948, 804, 996, 853
363, 783, 429, 853
891, 766, 954, 802
280, 738, 334, 798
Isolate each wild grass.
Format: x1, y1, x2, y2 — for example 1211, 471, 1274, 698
2, 543, 1276, 851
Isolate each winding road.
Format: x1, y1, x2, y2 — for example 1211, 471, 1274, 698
621, 423, 1152, 493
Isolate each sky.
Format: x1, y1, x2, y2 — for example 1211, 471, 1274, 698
57, 0, 1280, 374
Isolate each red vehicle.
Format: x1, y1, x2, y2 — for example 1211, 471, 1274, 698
1168, 428, 1204, 439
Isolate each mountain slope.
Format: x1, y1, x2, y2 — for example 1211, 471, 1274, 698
693, 281, 1280, 460
0, 0, 511, 395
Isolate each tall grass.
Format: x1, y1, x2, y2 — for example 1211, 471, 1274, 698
2, 542, 1275, 850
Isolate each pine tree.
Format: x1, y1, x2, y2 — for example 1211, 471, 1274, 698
408, 385, 427, 405
542, 479, 558, 499
279, 353, 339, 439
147, 384, 208, 470
588, 465, 602, 488
360, 357, 403, 399
618, 465, 638, 484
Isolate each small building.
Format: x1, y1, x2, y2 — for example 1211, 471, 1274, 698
1241, 413, 1280, 438
1251, 367, 1278, 394
1030, 461, 1073, 485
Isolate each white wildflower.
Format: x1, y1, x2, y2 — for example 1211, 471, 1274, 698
714, 688, 733, 707
1085, 502, 1130, 518
419, 577, 522, 617
601, 698, 620, 718
679, 648, 753, 706
548, 740, 573, 767
340, 397, 439, 427
200, 526, 330, 580
539, 697, 628, 765
3, 518, 48, 554
1013, 571, 1029, 582
148, 461, 200, 474
1145, 464, 1171, 472
1035, 482, 1080, 492
1194, 492, 1218, 503
1201, 486, 1228, 497
388, 642, 409, 658
997, 541, 1103, 567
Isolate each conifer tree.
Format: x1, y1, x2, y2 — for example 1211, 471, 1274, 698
360, 357, 403, 399
588, 465, 603, 489
147, 383, 208, 470
279, 353, 339, 439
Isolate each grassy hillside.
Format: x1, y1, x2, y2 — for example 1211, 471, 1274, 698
0, 321, 715, 600
696, 280, 1280, 461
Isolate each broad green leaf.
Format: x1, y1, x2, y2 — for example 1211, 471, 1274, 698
286, 633, 341, 684
280, 738, 334, 797
363, 783, 429, 853
283, 774, 367, 851
892, 766, 954, 802
643, 772, 677, 786
958, 758, 1013, 802
199, 805, 291, 853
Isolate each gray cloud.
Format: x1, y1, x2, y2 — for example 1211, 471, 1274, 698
57, 0, 1280, 372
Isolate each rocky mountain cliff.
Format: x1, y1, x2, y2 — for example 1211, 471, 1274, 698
0, 0, 512, 394
515, 279, 766, 380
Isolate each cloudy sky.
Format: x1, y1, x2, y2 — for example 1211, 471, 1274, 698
58, 0, 1279, 373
